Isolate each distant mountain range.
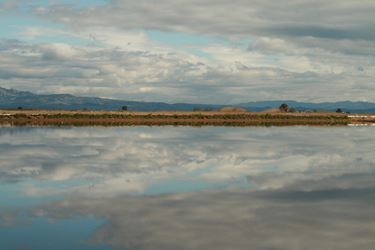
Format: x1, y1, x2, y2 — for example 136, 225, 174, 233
1, 87, 375, 113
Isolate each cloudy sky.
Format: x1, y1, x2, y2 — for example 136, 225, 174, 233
0, 0, 374, 103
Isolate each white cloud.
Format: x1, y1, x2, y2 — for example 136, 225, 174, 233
1, 0, 374, 102
35, 0, 375, 41
1, 38, 374, 102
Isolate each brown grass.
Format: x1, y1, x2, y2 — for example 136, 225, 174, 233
0, 110, 355, 126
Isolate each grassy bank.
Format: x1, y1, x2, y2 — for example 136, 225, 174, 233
0, 111, 351, 126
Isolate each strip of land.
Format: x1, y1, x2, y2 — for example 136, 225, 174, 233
2, 109, 372, 126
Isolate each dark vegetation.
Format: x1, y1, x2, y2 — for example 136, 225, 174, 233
279, 103, 289, 112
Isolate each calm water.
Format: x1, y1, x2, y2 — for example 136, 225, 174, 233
0, 126, 375, 250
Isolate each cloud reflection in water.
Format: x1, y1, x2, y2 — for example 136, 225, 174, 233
0, 126, 374, 249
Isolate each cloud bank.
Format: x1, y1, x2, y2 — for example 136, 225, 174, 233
0, 0, 374, 102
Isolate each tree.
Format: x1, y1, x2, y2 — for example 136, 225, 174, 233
121, 106, 128, 111
279, 103, 289, 112
336, 108, 342, 113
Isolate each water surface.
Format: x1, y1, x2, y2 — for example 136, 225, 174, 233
1, 126, 375, 249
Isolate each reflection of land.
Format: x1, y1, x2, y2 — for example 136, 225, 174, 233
0, 110, 352, 126
349, 115, 375, 125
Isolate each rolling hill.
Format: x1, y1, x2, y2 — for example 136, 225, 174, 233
1, 87, 374, 113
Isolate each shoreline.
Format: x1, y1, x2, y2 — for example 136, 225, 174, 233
1, 110, 368, 126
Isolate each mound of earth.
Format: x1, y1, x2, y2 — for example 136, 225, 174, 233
218, 107, 247, 112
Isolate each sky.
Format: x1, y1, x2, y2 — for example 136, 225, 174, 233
0, 0, 374, 103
